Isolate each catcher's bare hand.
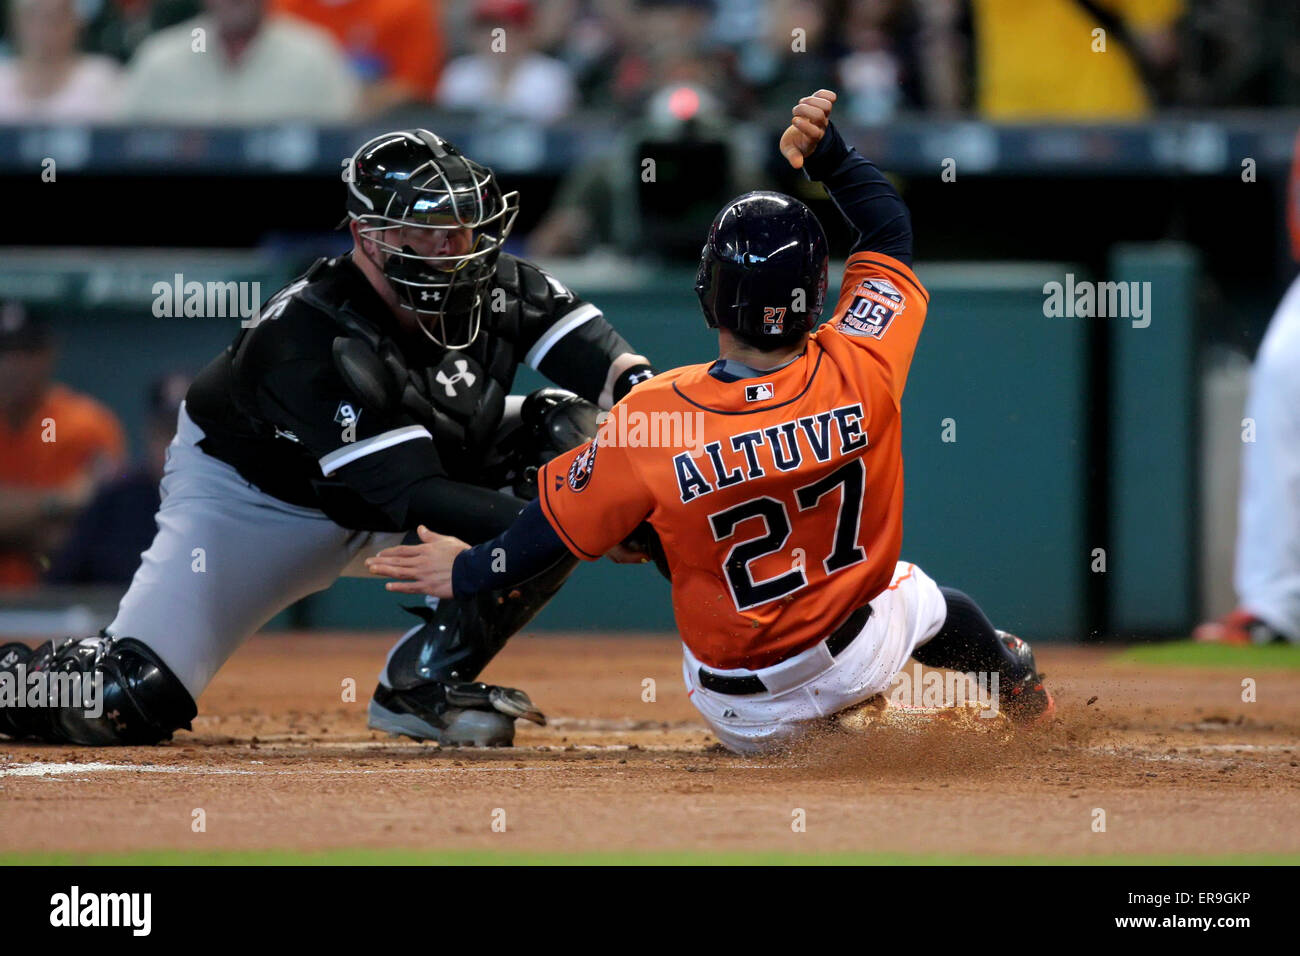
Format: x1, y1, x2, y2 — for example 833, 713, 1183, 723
365, 525, 468, 599
780, 89, 837, 170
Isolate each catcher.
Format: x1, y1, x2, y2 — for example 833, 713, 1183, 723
0, 129, 653, 748
365, 91, 1054, 753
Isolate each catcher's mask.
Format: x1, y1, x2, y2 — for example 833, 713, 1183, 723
346, 129, 519, 350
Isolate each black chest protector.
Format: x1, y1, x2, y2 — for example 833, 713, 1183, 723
236, 255, 572, 481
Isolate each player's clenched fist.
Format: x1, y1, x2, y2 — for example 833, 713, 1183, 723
780, 89, 837, 170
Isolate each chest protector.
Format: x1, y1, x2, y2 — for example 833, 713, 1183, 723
302, 255, 571, 479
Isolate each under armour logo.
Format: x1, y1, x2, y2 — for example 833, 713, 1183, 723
628, 368, 655, 386
436, 359, 476, 397
107, 709, 127, 732
419, 289, 443, 302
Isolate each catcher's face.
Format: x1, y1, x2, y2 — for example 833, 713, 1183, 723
378, 224, 474, 266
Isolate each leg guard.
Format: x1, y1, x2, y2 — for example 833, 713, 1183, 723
382, 553, 579, 688
372, 387, 595, 738
0, 635, 196, 745
382, 386, 595, 689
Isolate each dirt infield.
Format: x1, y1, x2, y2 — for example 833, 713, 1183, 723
1, 633, 1298, 861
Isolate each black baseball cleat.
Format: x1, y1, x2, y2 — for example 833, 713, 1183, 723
0, 641, 59, 740
996, 631, 1056, 725
0, 642, 36, 739
367, 679, 546, 747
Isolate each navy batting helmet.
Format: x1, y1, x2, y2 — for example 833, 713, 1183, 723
694, 191, 829, 349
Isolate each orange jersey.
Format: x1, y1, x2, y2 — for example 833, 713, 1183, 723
0, 384, 126, 587
272, 0, 443, 96
0, 384, 125, 487
539, 252, 929, 670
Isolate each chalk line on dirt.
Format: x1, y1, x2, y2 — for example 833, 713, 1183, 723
0, 759, 775, 779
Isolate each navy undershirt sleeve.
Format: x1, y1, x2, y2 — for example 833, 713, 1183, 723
803, 121, 913, 265
451, 498, 569, 597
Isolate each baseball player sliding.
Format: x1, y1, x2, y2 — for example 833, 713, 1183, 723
366, 90, 1055, 753
0, 129, 653, 747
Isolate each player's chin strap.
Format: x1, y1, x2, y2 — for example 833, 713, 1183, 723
0, 634, 197, 746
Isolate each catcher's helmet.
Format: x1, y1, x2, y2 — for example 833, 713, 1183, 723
695, 190, 829, 349
346, 129, 519, 349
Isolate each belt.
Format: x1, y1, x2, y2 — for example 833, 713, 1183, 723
697, 603, 874, 696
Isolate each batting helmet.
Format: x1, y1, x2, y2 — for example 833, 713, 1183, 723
694, 190, 829, 348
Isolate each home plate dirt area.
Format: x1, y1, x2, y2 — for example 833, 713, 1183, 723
1, 633, 1298, 861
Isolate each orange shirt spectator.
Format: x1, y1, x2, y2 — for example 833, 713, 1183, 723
272, 0, 443, 111
0, 305, 125, 588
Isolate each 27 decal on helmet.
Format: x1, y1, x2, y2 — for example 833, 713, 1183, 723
346, 129, 519, 350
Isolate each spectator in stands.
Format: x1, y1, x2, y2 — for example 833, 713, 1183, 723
543, 0, 630, 108
0, 0, 123, 121
119, 0, 360, 122
525, 80, 763, 259
709, 0, 835, 118
0, 303, 125, 590
271, 0, 444, 115
1174, 0, 1298, 109
47, 371, 190, 587
602, 0, 720, 114
832, 0, 966, 121
835, 0, 905, 123
967, 0, 1184, 119
81, 0, 202, 64
437, 0, 576, 122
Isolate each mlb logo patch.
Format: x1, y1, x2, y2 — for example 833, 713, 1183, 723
745, 382, 775, 402
839, 278, 906, 339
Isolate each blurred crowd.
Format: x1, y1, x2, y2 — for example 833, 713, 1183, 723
0, 303, 189, 590
0, 0, 1297, 125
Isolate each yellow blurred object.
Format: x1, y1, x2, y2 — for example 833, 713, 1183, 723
972, 0, 1184, 120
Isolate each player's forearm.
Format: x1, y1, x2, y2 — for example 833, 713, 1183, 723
803, 122, 913, 265
450, 498, 569, 596
536, 316, 654, 410
385, 476, 528, 545
603, 352, 656, 408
